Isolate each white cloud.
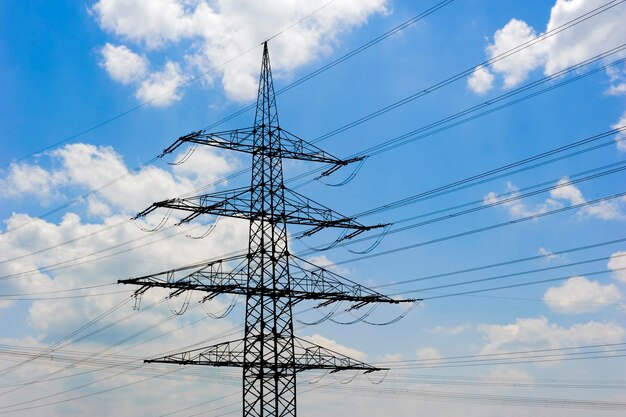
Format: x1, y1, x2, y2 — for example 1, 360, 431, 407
549, 177, 585, 205
608, 251, 626, 282
475, 1, 626, 97
483, 181, 561, 218
612, 111, 626, 152
0, 162, 66, 201
92, 0, 388, 103
542, 0, 626, 75
416, 347, 442, 361
486, 178, 626, 221
467, 66, 494, 94
135, 61, 186, 106
1, 143, 237, 217
486, 18, 545, 88
543, 276, 622, 314
99, 43, 148, 84
0, 141, 250, 417
92, 0, 196, 48
303, 334, 366, 361
479, 316, 624, 354
578, 197, 626, 221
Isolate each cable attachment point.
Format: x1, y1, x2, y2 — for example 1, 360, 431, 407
317, 156, 368, 186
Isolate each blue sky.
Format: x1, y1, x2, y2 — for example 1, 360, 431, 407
1, 0, 626, 416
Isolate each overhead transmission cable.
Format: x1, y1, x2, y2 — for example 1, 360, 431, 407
297, 190, 626, 263
6, 83, 624, 280
3, 0, 603, 237
0, 0, 455, 235
293, 157, 626, 246
373, 235, 626, 289
0, 0, 348, 170
194, 0, 624, 188
6, 121, 624, 283
413, 265, 626, 301
386, 254, 626, 296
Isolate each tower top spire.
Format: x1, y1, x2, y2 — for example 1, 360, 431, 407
254, 41, 279, 128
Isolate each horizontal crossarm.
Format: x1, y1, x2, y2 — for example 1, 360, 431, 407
160, 127, 363, 169
145, 336, 385, 374
288, 255, 418, 306
118, 254, 249, 300
134, 187, 387, 234
117, 254, 418, 306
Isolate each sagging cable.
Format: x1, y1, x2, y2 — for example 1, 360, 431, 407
201, 295, 239, 319
329, 304, 378, 325
168, 289, 192, 315
167, 144, 198, 165
133, 208, 173, 232
346, 223, 392, 255
362, 300, 421, 326
316, 156, 368, 187
297, 301, 342, 326
177, 217, 221, 239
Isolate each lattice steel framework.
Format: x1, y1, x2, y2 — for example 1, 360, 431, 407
119, 42, 417, 417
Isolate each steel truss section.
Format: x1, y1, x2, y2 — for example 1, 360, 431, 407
118, 42, 415, 417
134, 185, 387, 236
145, 336, 385, 374
118, 253, 409, 306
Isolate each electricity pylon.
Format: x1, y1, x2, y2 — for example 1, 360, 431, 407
119, 42, 417, 417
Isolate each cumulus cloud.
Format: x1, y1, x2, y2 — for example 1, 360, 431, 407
0, 140, 250, 417
135, 61, 186, 106
467, 66, 494, 94
99, 43, 148, 84
485, 178, 626, 221
1, 143, 237, 216
479, 316, 624, 354
469, 0, 626, 98
0, 162, 66, 201
486, 18, 545, 89
91, 0, 388, 104
543, 276, 622, 314
608, 251, 626, 282
549, 177, 585, 205
542, 0, 626, 75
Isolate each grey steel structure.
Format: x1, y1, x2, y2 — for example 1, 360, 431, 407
119, 42, 416, 417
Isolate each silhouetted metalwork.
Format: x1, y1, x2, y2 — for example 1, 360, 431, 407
119, 42, 417, 417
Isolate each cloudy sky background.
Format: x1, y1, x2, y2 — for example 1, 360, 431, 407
1, 0, 626, 415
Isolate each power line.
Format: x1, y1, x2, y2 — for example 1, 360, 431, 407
293, 159, 626, 244
386, 252, 626, 296
0, 0, 349, 170
418, 265, 626, 300
373, 235, 626, 289
4, 0, 605, 242
194, 0, 625, 191
299, 190, 626, 264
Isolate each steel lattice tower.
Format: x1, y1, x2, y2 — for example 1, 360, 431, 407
119, 42, 417, 417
